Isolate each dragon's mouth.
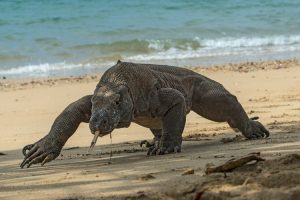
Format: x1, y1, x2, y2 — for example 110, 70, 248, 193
94, 130, 112, 138
87, 131, 112, 153
98, 130, 111, 137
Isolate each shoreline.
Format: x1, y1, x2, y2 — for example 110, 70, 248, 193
1, 58, 300, 92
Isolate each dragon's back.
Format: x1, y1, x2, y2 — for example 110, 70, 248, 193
100, 61, 206, 84
99, 61, 216, 105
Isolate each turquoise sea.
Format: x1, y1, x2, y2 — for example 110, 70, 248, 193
0, 0, 300, 78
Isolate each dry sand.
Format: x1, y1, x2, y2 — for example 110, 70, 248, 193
0, 59, 300, 200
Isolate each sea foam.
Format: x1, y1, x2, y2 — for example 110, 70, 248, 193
0, 63, 91, 77
1, 35, 299, 78
128, 35, 300, 61
199, 35, 300, 48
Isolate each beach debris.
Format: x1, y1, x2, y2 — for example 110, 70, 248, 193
214, 154, 225, 158
193, 190, 206, 200
87, 131, 100, 153
182, 168, 195, 176
0, 152, 6, 156
183, 133, 212, 141
221, 135, 243, 143
139, 173, 155, 181
205, 152, 265, 175
250, 116, 259, 120
248, 110, 255, 114
242, 177, 251, 186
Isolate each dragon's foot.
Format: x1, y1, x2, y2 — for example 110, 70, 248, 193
20, 135, 63, 168
22, 144, 34, 156
140, 136, 160, 153
140, 140, 155, 148
244, 119, 270, 139
147, 144, 181, 155
146, 135, 182, 156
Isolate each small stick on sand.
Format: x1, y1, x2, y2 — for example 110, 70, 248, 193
205, 153, 265, 175
87, 131, 100, 153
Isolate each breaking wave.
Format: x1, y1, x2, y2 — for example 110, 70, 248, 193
199, 35, 300, 48
128, 35, 300, 61
0, 63, 93, 77
1, 35, 299, 77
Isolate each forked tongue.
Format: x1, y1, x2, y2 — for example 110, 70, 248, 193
87, 131, 100, 153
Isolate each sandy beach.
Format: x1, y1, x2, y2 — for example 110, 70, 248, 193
0, 59, 300, 200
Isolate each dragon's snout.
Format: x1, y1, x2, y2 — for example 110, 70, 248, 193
89, 109, 120, 135
89, 111, 110, 134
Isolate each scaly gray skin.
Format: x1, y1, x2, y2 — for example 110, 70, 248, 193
20, 61, 269, 168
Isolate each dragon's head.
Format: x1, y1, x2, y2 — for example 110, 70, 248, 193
89, 84, 133, 136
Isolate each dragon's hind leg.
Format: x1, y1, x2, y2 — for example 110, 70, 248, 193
191, 80, 269, 139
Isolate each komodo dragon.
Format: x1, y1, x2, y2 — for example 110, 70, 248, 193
20, 61, 269, 168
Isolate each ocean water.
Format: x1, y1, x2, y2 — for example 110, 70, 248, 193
0, 0, 300, 78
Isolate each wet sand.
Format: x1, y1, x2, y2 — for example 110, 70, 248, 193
0, 59, 300, 200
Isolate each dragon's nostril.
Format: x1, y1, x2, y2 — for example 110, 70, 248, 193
100, 118, 109, 129
90, 111, 110, 131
